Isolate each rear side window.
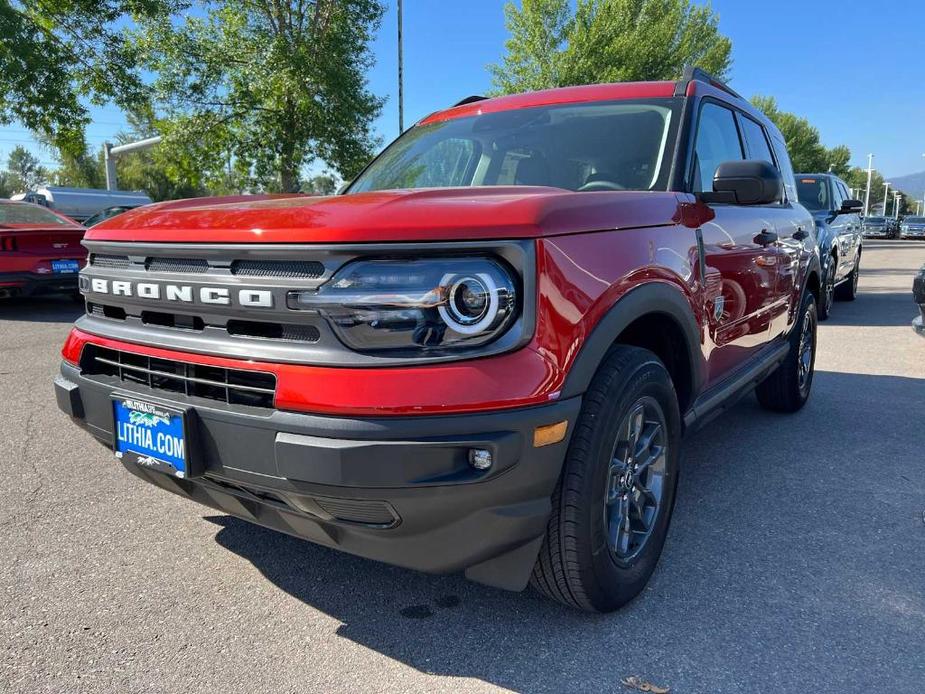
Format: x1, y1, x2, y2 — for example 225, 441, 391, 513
692, 102, 743, 193
738, 117, 775, 166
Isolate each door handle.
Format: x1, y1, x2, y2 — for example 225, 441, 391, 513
792, 227, 809, 241
754, 229, 778, 245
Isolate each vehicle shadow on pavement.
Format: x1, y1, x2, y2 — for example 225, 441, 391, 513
0, 295, 84, 323
205, 370, 925, 693
823, 290, 917, 327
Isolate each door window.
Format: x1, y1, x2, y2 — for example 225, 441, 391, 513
739, 116, 775, 166
692, 103, 744, 193
830, 178, 845, 209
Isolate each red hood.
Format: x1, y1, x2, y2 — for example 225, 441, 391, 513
85, 188, 687, 244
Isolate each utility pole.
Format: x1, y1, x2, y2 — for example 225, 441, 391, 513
397, 0, 404, 134
863, 153, 873, 217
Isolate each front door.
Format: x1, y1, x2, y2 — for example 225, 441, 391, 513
691, 102, 784, 385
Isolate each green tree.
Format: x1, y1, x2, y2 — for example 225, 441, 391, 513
0, 0, 183, 155
749, 95, 850, 176
134, 0, 385, 193
490, 0, 732, 95
51, 147, 106, 188
303, 174, 339, 195
844, 166, 885, 208
6, 145, 48, 191
110, 114, 204, 201
0, 171, 18, 198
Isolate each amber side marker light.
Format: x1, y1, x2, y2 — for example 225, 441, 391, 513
533, 420, 568, 448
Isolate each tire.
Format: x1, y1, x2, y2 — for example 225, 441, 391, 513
834, 257, 859, 301
818, 258, 835, 321
756, 290, 817, 413
530, 345, 681, 612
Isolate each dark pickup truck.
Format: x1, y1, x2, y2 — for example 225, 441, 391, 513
55, 68, 820, 612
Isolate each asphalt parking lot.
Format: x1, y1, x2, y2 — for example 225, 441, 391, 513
1, 239, 923, 694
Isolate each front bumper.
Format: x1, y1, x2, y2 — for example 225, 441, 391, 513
54, 361, 580, 590
0, 271, 78, 297
862, 228, 890, 238
901, 229, 925, 239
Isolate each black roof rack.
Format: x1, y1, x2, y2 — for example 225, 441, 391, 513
453, 95, 488, 107
673, 66, 743, 100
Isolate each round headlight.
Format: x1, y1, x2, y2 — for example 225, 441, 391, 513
440, 273, 499, 334
291, 257, 518, 353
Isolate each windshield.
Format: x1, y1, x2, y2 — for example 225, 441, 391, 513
85, 206, 132, 227
796, 177, 830, 211
865, 217, 886, 223
904, 216, 925, 223
0, 202, 71, 226
350, 100, 678, 194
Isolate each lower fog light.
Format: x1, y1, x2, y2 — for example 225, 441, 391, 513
468, 448, 493, 471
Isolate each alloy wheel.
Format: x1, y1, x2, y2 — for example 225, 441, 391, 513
824, 267, 834, 315
797, 308, 815, 393
604, 397, 668, 565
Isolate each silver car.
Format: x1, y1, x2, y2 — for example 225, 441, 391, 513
899, 216, 925, 239
862, 216, 891, 238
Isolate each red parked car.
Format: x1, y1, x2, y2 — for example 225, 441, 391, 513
0, 199, 86, 299
55, 69, 821, 612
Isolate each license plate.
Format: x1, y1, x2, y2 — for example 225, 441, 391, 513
112, 397, 190, 477
51, 259, 80, 273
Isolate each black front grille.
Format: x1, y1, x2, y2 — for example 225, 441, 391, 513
80, 345, 276, 409
87, 303, 127, 320
226, 319, 320, 342
313, 497, 398, 527
146, 257, 210, 273
90, 254, 131, 269
231, 260, 325, 279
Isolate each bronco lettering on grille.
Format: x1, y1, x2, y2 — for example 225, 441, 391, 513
83, 277, 274, 308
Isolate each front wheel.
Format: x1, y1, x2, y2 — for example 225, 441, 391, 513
756, 290, 817, 413
530, 346, 681, 612
818, 261, 835, 320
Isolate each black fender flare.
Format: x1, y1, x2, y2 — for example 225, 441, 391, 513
559, 282, 705, 401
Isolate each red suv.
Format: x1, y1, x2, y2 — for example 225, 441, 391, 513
0, 200, 86, 298
55, 69, 820, 612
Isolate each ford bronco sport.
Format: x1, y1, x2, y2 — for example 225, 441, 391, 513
55, 68, 820, 612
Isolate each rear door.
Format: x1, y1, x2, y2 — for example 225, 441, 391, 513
691, 101, 784, 384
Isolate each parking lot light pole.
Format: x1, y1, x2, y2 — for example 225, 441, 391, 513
882, 181, 891, 216
894, 192, 902, 220
863, 153, 873, 216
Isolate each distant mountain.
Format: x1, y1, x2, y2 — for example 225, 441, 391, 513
887, 170, 925, 201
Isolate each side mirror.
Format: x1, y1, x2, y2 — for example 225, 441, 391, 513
702, 160, 783, 205
837, 199, 863, 215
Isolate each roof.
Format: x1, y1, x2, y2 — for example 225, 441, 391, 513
419, 81, 678, 126
418, 72, 781, 144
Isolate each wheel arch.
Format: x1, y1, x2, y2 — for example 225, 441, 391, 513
560, 282, 704, 415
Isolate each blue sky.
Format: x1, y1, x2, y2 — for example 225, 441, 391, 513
4, 0, 924, 178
